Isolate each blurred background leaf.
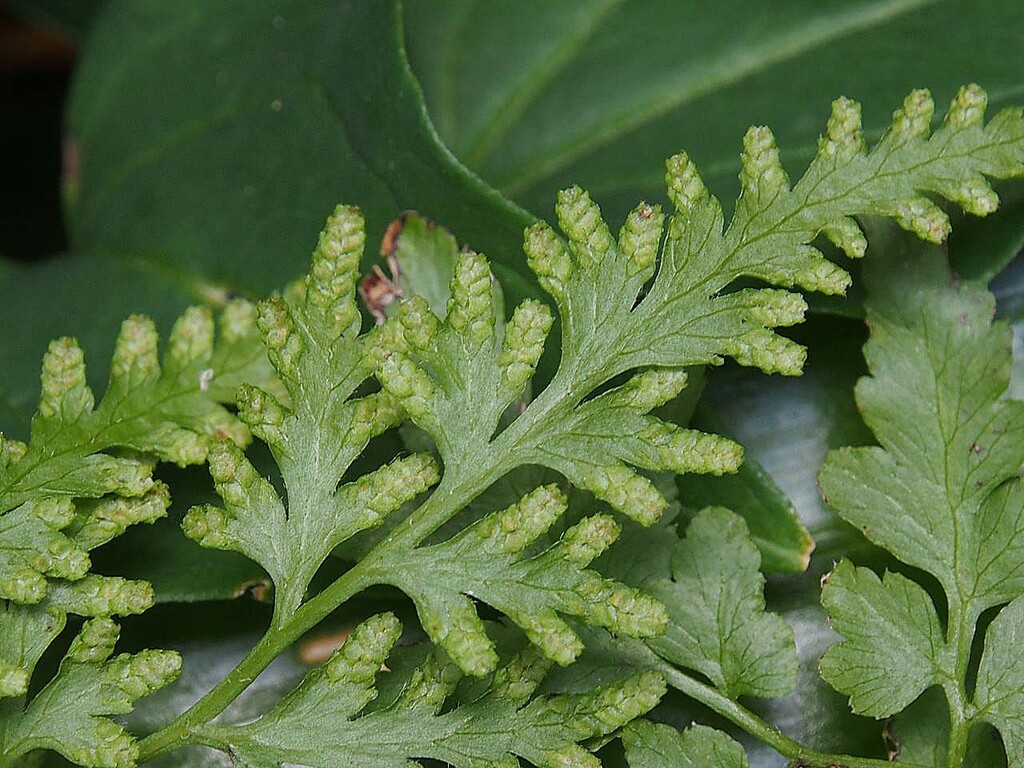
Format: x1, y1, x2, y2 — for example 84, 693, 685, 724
405, 0, 1024, 233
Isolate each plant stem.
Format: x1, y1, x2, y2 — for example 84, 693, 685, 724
942, 592, 975, 768
656, 662, 928, 768
137, 566, 368, 761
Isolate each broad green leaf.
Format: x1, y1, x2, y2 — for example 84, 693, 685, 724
0, 615, 180, 767
6, 0, 106, 38
0, 260, 17, 285
949, 181, 1024, 284
819, 561, 947, 717
66, 0, 533, 299
645, 508, 798, 700
622, 720, 748, 768
194, 613, 665, 768
406, 0, 1024, 273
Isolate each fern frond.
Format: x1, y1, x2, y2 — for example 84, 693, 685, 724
382, 84, 1024, 531
194, 613, 665, 768
0, 299, 271, 604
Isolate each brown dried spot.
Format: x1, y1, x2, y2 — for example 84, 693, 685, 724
380, 216, 406, 257
971, 442, 983, 454
882, 716, 901, 760
299, 627, 355, 665
234, 579, 273, 602
358, 265, 402, 325
361, 212, 426, 323
637, 203, 654, 219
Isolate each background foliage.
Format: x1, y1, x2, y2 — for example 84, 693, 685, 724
2, 1, 1024, 765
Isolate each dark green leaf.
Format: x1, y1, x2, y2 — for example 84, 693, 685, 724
407, 0, 1024, 282
67, 1, 533, 299
5, 0, 106, 39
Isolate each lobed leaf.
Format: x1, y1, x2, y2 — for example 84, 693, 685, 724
524, 84, 1024, 383
621, 719, 748, 768
819, 225, 1024, 760
642, 508, 797, 700
383, 85, 1024, 530
818, 561, 948, 717
0, 568, 158, 704
0, 295, 271, 606
375, 485, 667, 675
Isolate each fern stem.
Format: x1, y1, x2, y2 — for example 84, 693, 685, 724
942, 592, 974, 768
656, 662, 928, 768
137, 565, 369, 761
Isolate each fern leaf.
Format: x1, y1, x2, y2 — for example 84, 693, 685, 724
644, 508, 797, 700
527, 84, 1023, 385
182, 205, 438, 617
622, 720, 748, 768
194, 613, 665, 768
0, 298, 270, 605
2, 299, 269, 507
376, 484, 666, 675
548, 505, 797, 703
0, 612, 179, 767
